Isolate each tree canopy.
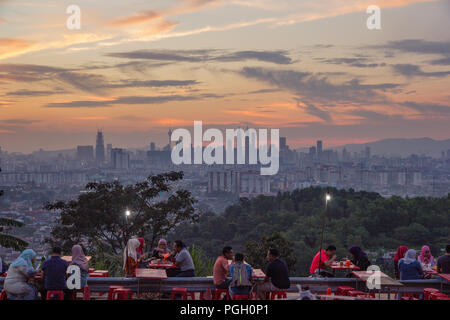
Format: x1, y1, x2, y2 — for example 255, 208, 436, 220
45, 171, 198, 255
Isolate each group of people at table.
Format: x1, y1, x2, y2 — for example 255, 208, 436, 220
1, 237, 449, 300
309, 244, 450, 281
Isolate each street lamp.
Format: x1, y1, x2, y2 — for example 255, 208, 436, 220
318, 193, 331, 276
124, 209, 131, 275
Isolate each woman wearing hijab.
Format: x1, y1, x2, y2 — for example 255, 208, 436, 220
71, 244, 89, 288
3, 249, 38, 300
398, 249, 423, 280
136, 238, 147, 268
348, 246, 371, 271
123, 238, 147, 277
393, 246, 408, 279
152, 239, 171, 259
418, 245, 435, 266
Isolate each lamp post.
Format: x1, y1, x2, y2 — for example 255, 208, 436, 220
125, 209, 131, 275
317, 193, 331, 276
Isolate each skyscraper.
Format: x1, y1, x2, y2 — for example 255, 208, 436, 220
317, 140, 323, 160
95, 130, 105, 165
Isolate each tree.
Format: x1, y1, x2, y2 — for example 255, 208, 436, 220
45, 171, 198, 254
245, 232, 297, 274
0, 167, 28, 251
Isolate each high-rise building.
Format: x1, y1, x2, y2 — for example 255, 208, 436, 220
106, 144, 112, 163
280, 137, 287, 150
111, 148, 130, 170
150, 142, 156, 151
77, 146, 94, 162
309, 146, 317, 160
95, 130, 105, 165
365, 146, 371, 159
317, 140, 323, 160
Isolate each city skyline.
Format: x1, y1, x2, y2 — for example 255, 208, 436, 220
1, 0, 450, 153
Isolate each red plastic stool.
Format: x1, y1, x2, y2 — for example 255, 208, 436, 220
430, 292, 449, 300
270, 291, 287, 300
46, 290, 64, 300
434, 295, 450, 300
347, 290, 366, 297
83, 286, 91, 300
401, 296, 419, 300
336, 286, 354, 296
214, 288, 230, 300
108, 286, 124, 300
233, 294, 252, 300
423, 288, 440, 300
171, 287, 188, 300
0, 290, 7, 300
112, 288, 133, 300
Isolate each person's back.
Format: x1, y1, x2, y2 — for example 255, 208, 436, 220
399, 260, 423, 280
437, 245, 450, 274
229, 253, 252, 297
267, 258, 290, 289
42, 254, 68, 290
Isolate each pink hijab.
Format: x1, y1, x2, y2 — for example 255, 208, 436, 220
71, 244, 89, 272
418, 245, 435, 264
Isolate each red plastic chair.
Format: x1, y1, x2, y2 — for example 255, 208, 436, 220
46, 290, 64, 300
270, 291, 287, 300
336, 286, 354, 296
423, 288, 440, 300
112, 288, 133, 300
347, 290, 366, 297
430, 292, 450, 300
233, 294, 252, 300
0, 290, 8, 300
107, 286, 124, 300
213, 288, 230, 300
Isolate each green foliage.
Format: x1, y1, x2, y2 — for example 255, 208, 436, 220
0, 174, 29, 251
189, 245, 214, 277
45, 171, 198, 255
245, 232, 297, 274
172, 187, 450, 276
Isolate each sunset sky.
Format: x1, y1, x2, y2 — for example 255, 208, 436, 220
0, 0, 449, 153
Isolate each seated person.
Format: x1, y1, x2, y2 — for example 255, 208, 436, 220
418, 245, 435, 266
399, 249, 423, 280
214, 246, 233, 290
41, 247, 71, 300
256, 248, 290, 300
3, 249, 38, 300
167, 240, 195, 277
136, 238, 147, 268
229, 253, 253, 299
70, 244, 89, 288
310, 245, 337, 277
348, 246, 371, 271
393, 246, 408, 279
151, 239, 171, 260
436, 244, 450, 274
123, 238, 147, 277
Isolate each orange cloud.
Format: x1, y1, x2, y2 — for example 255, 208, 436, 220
0, 38, 35, 60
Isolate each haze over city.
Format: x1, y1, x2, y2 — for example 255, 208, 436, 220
1, 0, 449, 153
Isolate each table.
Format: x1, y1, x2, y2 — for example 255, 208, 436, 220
252, 269, 266, 280
62, 256, 92, 263
331, 262, 360, 276
135, 268, 167, 298
439, 273, 450, 281
148, 261, 178, 269
352, 271, 403, 299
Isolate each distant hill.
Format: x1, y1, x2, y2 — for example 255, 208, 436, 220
334, 138, 450, 157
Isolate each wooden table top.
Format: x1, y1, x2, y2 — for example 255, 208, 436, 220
136, 268, 167, 279
252, 268, 266, 279
331, 262, 360, 270
352, 271, 403, 287
148, 261, 178, 269
62, 256, 92, 263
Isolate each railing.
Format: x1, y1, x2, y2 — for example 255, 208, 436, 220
1, 276, 448, 295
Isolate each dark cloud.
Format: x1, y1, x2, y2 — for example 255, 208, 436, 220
107, 49, 293, 65
6, 89, 65, 96
297, 102, 331, 122
392, 64, 450, 78
44, 93, 223, 108
239, 67, 399, 104
247, 88, 280, 94
380, 39, 450, 56
428, 57, 450, 66
106, 79, 199, 88
401, 101, 450, 115
351, 109, 403, 122
321, 57, 385, 68
0, 119, 41, 125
